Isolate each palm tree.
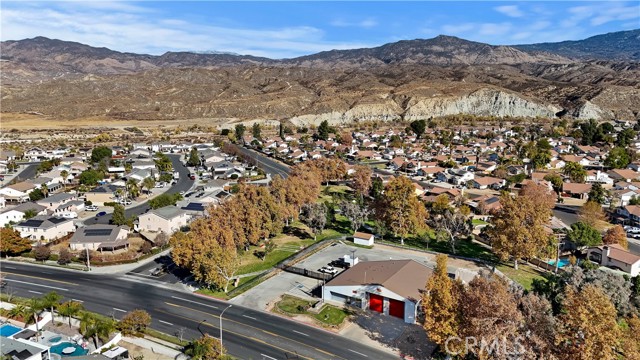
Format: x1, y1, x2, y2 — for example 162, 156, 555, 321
59, 301, 83, 329
41, 184, 49, 198
60, 170, 69, 189
41, 292, 63, 325
95, 318, 115, 345
8, 303, 29, 323
27, 298, 45, 337
80, 313, 114, 348
142, 177, 155, 195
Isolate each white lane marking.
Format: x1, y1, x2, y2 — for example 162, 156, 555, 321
292, 330, 309, 337
349, 349, 368, 357
171, 296, 218, 310
4, 266, 17, 269
158, 320, 173, 326
113, 308, 127, 313
41, 271, 52, 274
72, 299, 84, 303
7, 279, 68, 292
261, 354, 277, 360
28, 290, 43, 294
242, 315, 257, 320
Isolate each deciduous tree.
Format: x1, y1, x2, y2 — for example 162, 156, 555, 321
434, 211, 471, 254
458, 274, 522, 359
234, 124, 246, 142
604, 147, 631, 169
556, 285, 620, 360
300, 203, 327, 239
118, 309, 152, 335
185, 335, 226, 360
340, 201, 369, 232
578, 200, 606, 228
57, 248, 73, 265
376, 176, 428, 245
33, 244, 51, 262
410, 119, 427, 139
112, 204, 127, 226
602, 225, 628, 250
587, 183, 607, 204
0, 228, 31, 256
422, 254, 461, 347
91, 146, 112, 164
488, 189, 553, 269
187, 148, 201, 167
351, 165, 372, 200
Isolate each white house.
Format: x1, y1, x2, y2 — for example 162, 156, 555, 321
14, 215, 75, 242
2, 337, 51, 360
323, 260, 433, 324
585, 170, 614, 185
353, 231, 375, 246
0, 203, 47, 227
36, 193, 77, 212
136, 206, 190, 235
587, 244, 640, 277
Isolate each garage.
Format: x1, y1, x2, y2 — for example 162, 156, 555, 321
330, 291, 348, 302
369, 293, 383, 313
389, 298, 405, 319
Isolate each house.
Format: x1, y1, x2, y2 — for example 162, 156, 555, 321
1, 337, 51, 360
616, 205, 640, 226
471, 176, 505, 190
25, 147, 47, 161
562, 183, 592, 199
36, 193, 77, 212
0, 203, 47, 227
136, 206, 189, 235
180, 202, 208, 218
608, 169, 640, 182
353, 232, 375, 246
14, 215, 75, 242
70, 225, 129, 252
0, 182, 38, 203
587, 244, 640, 277
585, 170, 614, 185
85, 184, 121, 206
322, 260, 433, 323
132, 160, 156, 171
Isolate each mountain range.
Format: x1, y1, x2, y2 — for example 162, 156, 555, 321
1, 30, 639, 125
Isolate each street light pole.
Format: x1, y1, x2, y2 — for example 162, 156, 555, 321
219, 304, 232, 347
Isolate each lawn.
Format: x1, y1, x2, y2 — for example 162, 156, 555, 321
496, 263, 547, 291
275, 295, 350, 327
472, 219, 489, 226
386, 234, 498, 263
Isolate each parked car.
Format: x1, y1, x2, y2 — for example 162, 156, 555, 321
318, 266, 339, 275
626, 227, 640, 234
151, 266, 166, 277
85, 205, 99, 211
96, 211, 107, 218
628, 232, 640, 239
123, 200, 132, 206
329, 259, 351, 269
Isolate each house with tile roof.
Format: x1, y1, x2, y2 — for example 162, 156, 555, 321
587, 244, 640, 277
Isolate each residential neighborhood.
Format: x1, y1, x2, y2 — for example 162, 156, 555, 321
2, 117, 640, 360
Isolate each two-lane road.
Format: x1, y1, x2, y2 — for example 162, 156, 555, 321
235, 147, 290, 178
85, 154, 193, 225
0, 263, 398, 360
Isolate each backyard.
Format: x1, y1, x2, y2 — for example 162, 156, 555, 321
496, 263, 547, 290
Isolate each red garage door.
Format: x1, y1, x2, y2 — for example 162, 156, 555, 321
389, 299, 405, 319
369, 293, 383, 313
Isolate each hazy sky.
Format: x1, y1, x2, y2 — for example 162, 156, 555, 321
1, 1, 638, 58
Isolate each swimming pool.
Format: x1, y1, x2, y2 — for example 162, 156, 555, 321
547, 258, 570, 268
0, 324, 22, 337
49, 342, 88, 357
48, 335, 63, 344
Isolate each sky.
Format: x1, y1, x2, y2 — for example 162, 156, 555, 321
1, 1, 638, 59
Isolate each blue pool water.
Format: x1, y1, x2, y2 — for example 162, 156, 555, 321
547, 258, 570, 268
0, 324, 22, 337
49, 342, 88, 357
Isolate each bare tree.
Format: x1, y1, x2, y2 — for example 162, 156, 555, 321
434, 212, 471, 254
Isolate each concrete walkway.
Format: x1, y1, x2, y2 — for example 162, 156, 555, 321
86, 248, 172, 275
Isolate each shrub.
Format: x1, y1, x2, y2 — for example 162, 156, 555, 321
58, 248, 73, 265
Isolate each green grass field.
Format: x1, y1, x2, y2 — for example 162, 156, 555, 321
275, 295, 350, 327
496, 263, 546, 290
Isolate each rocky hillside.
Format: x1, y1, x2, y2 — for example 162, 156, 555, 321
1, 31, 638, 124
515, 30, 640, 61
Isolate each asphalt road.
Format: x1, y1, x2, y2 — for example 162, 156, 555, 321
235, 147, 290, 178
85, 154, 193, 225
0, 263, 397, 360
